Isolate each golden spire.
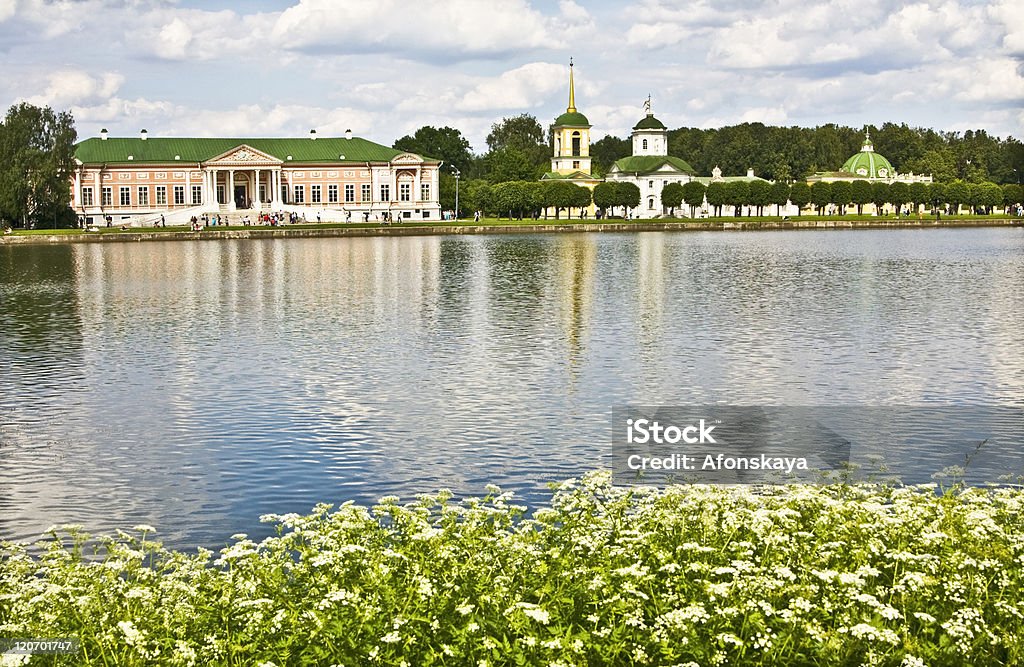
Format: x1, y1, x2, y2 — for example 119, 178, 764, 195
567, 57, 576, 113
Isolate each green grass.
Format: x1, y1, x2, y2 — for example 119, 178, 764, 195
5, 212, 1016, 238
2, 473, 1023, 666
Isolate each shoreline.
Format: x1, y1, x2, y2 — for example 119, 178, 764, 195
2, 216, 1020, 245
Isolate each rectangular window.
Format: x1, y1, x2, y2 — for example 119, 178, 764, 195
399, 183, 411, 202
281, 185, 288, 203
420, 183, 430, 201
82, 187, 94, 206
311, 184, 322, 203
101, 187, 112, 206
293, 185, 304, 203
328, 184, 339, 203
156, 186, 167, 205
259, 185, 267, 203
361, 184, 371, 202
137, 186, 149, 206
173, 186, 185, 205
345, 184, 355, 202
572, 160, 580, 169
216, 185, 225, 205
191, 185, 202, 205
119, 186, 131, 206
380, 184, 390, 201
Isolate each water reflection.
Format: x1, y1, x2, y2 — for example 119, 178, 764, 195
0, 228, 1021, 549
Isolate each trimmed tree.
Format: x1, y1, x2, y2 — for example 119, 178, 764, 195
542, 180, 577, 219
888, 182, 910, 215
850, 180, 872, 215
725, 181, 750, 217
570, 183, 592, 218
682, 181, 707, 218
870, 182, 890, 215
705, 182, 728, 217
810, 181, 832, 215
661, 182, 684, 217
789, 182, 811, 215
829, 181, 852, 215
770, 181, 791, 216
909, 182, 930, 214
593, 182, 617, 217
747, 180, 772, 216
617, 182, 641, 217
944, 181, 970, 215
1003, 184, 1023, 209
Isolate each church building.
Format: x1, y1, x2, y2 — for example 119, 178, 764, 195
541, 59, 601, 204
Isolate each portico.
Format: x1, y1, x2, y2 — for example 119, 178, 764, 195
204, 145, 283, 210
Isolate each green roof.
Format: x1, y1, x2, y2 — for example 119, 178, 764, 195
553, 111, 590, 127
841, 145, 895, 179
541, 171, 598, 181
633, 114, 666, 130
74, 136, 420, 165
611, 155, 695, 175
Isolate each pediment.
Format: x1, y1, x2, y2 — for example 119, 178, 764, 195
392, 153, 423, 164
206, 144, 282, 166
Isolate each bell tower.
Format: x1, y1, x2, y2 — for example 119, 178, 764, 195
550, 58, 592, 176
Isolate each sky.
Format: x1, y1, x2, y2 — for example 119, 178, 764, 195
1, 0, 1022, 153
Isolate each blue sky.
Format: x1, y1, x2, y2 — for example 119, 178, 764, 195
1, 0, 1021, 152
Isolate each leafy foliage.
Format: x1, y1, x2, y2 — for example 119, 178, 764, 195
4, 473, 1024, 666
0, 103, 77, 228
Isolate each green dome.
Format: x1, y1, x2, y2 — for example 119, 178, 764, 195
633, 114, 666, 130
553, 111, 590, 126
841, 140, 895, 179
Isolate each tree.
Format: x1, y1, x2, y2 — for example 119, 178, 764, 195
1003, 184, 1023, 208
850, 180, 872, 215
462, 179, 494, 217
590, 135, 630, 175
829, 181, 852, 215
0, 103, 77, 228
485, 114, 549, 176
909, 182, 930, 214
928, 183, 947, 210
870, 182, 890, 214
570, 184, 592, 217
682, 181, 707, 218
944, 181, 970, 214
974, 182, 1003, 214
593, 182, 617, 217
725, 181, 750, 216
661, 182, 684, 217
769, 181, 791, 216
542, 180, 578, 219
485, 147, 535, 184
747, 180, 772, 216
393, 126, 473, 174
889, 182, 910, 214
492, 181, 535, 219
810, 182, 832, 215
705, 182, 727, 217
617, 182, 641, 216
789, 182, 811, 214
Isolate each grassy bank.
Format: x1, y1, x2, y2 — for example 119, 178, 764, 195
2, 473, 1022, 666
4, 212, 1019, 238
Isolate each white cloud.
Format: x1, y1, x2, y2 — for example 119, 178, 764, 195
460, 62, 565, 112
24, 70, 125, 108
271, 0, 556, 59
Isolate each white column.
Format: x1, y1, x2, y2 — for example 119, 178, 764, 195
72, 171, 81, 208
185, 170, 192, 207
228, 170, 236, 210
413, 167, 421, 204
254, 169, 262, 206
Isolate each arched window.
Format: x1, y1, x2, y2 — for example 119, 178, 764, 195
571, 131, 581, 156
642, 139, 648, 150
649, 197, 655, 209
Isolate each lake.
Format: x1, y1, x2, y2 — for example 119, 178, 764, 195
1, 228, 1022, 549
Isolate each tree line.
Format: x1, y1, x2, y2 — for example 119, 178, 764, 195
395, 116, 1024, 214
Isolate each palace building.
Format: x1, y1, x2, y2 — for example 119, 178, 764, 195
71, 129, 441, 226
807, 130, 932, 185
